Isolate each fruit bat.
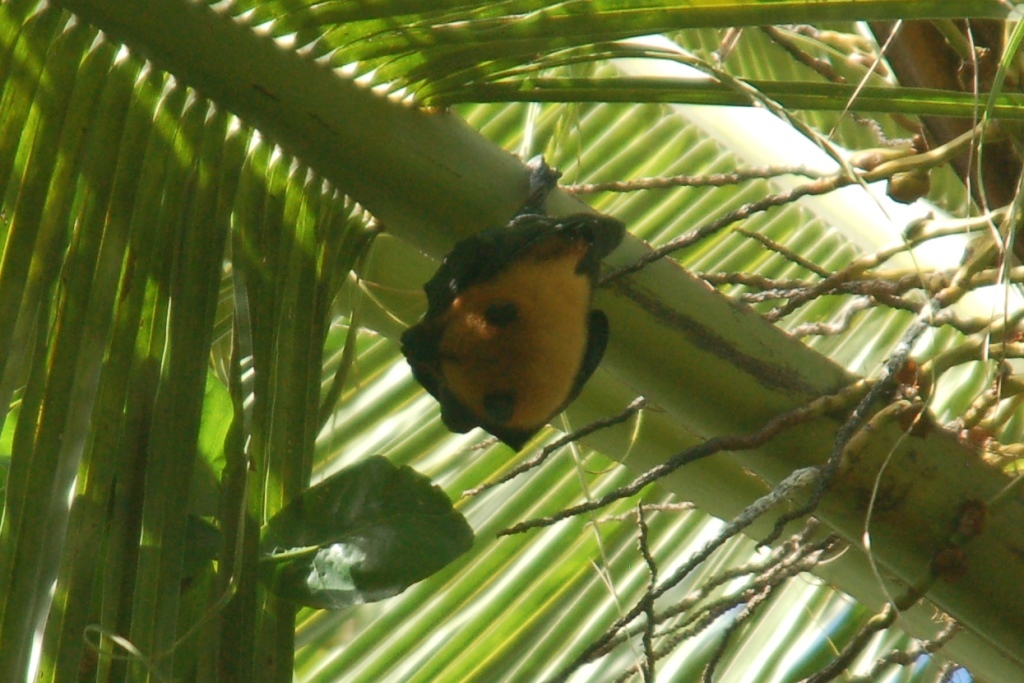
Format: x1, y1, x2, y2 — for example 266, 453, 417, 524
401, 166, 625, 450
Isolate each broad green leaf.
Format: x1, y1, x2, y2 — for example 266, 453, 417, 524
260, 455, 474, 608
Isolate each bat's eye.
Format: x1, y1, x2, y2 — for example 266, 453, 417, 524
484, 302, 518, 328
483, 392, 516, 423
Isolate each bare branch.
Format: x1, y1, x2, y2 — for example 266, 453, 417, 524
549, 468, 826, 683
566, 166, 821, 195
601, 175, 853, 285
761, 298, 938, 546
848, 617, 960, 682
463, 397, 647, 497
500, 382, 869, 538
732, 226, 832, 277
798, 586, 927, 683
637, 505, 657, 683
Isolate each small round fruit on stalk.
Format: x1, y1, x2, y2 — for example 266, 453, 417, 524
887, 168, 931, 204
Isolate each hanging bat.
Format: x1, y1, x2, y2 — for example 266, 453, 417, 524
401, 173, 624, 449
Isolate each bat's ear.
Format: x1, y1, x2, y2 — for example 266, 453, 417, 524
489, 426, 533, 451
439, 392, 482, 434
445, 396, 534, 451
